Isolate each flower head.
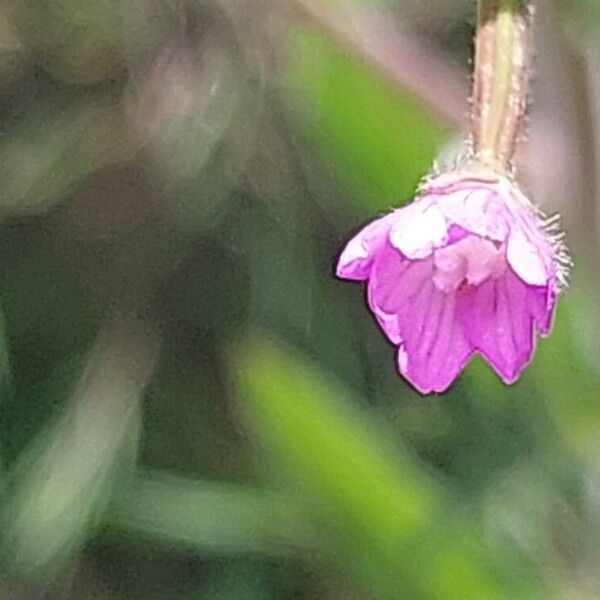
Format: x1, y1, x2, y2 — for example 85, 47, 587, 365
336, 168, 570, 394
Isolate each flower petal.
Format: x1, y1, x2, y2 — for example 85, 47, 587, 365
368, 245, 432, 344
506, 225, 551, 287
397, 284, 472, 394
336, 213, 394, 281
388, 200, 448, 259
368, 250, 471, 393
434, 187, 510, 242
461, 270, 548, 383
533, 287, 555, 335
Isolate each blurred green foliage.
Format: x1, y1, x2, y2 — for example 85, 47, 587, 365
0, 1, 598, 599
286, 31, 451, 212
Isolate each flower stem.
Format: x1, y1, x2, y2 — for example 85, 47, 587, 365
471, 0, 530, 172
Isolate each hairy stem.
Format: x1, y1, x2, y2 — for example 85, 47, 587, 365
471, 0, 530, 171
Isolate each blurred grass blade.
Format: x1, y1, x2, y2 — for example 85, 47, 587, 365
235, 334, 544, 599
238, 338, 437, 532
285, 27, 453, 213
0, 97, 134, 218
0, 301, 11, 497
0, 318, 158, 579
286, 0, 467, 127
110, 471, 316, 557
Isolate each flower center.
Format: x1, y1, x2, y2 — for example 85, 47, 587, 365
432, 235, 506, 293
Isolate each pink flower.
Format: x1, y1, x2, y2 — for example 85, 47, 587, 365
336, 169, 570, 394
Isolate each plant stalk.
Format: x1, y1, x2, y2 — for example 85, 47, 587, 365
471, 0, 530, 171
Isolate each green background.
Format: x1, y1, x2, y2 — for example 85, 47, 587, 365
0, 1, 598, 598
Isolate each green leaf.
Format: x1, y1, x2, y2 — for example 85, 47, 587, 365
234, 334, 543, 599
110, 472, 316, 557
285, 31, 453, 214
0, 319, 157, 579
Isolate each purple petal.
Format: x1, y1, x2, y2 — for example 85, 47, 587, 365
368, 249, 472, 393
367, 245, 432, 344
388, 200, 448, 259
336, 213, 393, 281
461, 270, 551, 383
506, 219, 553, 287
397, 284, 472, 394
527, 282, 555, 336
434, 187, 510, 242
